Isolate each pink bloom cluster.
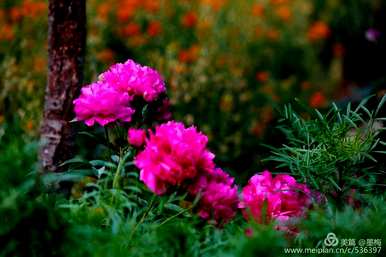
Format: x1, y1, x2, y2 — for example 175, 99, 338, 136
240, 170, 311, 225
135, 121, 215, 195
99, 59, 165, 102
128, 128, 147, 147
73, 82, 135, 126
135, 121, 238, 224
73, 59, 165, 126
189, 168, 238, 224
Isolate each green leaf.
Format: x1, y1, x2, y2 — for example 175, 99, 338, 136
164, 203, 185, 212
78, 131, 98, 139
42, 169, 94, 184
327, 177, 341, 191
90, 160, 117, 168
361, 152, 377, 162
124, 186, 142, 193
359, 105, 373, 119
375, 94, 386, 116
354, 94, 373, 112
111, 155, 120, 163
315, 109, 328, 129
58, 157, 88, 167
126, 172, 139, 178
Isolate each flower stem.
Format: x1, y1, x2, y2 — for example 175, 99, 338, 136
112, 148, 125, 189
128, 196, 155, 242
157, 205, 194, 228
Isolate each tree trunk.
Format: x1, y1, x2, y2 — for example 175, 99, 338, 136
40, 0, 86, 172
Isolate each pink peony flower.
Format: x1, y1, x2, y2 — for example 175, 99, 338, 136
135, 121, 215, 195
128, 128, 147, 147
197, 181, 238, 224
240, 170, 311, 225
99, 59, 166, 102
190, 168, 238, 225
188, 167, 235, 195
73, 82, 135, 126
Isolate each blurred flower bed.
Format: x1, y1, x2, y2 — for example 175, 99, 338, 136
1, 0, 385, 173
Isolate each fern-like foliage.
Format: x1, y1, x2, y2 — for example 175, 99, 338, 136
265, 95, 385, 203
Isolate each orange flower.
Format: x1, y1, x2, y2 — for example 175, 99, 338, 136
147, 20, 162, 37
333, 43, 345, 58
21, 0, 47, 19
142, 0, 160, 13
249, 115, 272, 138
129, 35, 147, 47
10, 7, 22, 22
178, 45, 200, 63
308, 21, 330, 42
197, 17, 212, 33
122, 22, 141, 36
181, 11, 198, 28
252, 3, 264, 17
25, 120, 34, 131
309, 91, 327, 108
96, 49, 115, 63
97, 3, 111, 21
0, 24, 14, 41
260, 85, 279, 101
201, 0, 228, 11
178, 50, 191, 63
270, 0, 288, 5
254, 27, 263, 37
33, 57, 46, 72
116, 0, 140, 22
255, 71, 269, 82
116, 9, 134, 22
275, 5, 291, 22
266, 28, 280, 41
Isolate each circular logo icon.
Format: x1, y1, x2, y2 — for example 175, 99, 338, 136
324, 232, 339, 247
358, 239, 366, 247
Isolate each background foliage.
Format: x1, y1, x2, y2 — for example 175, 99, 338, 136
1, 0, 385, 173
